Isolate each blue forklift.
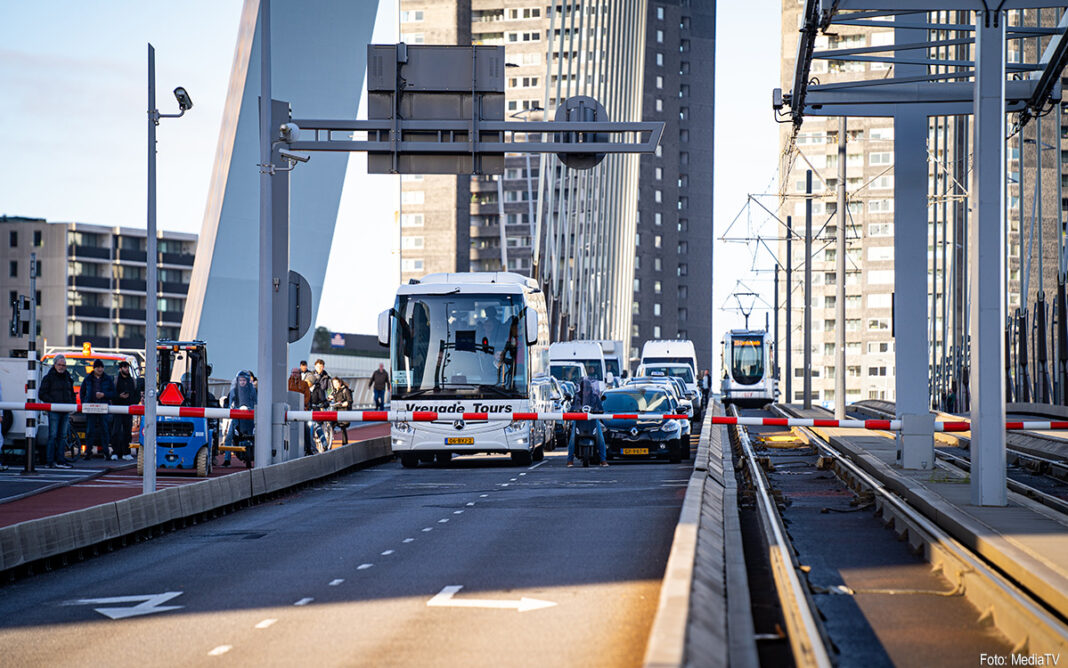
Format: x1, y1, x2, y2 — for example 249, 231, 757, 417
138, 340, 217, 477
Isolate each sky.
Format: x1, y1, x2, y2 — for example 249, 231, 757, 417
2, 1, 783, 345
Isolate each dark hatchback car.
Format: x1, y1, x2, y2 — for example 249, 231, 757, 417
600, 387, 687, 463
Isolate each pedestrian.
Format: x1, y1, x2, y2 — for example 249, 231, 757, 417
288, 367, 310, 409
309, 359, 333, 451
305, 378, 325, 454
79, 360, 115, 459
369, 362, 390, 411
109, 361, 137, 461
299, 360, 314, 385
223, 370, 257, 466
330, 377, 353, 446
39, 355, 76, 468
700, 369, 712, 409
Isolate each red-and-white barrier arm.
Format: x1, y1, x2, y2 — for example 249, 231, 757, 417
6, 402, 1068, 432
0, 402, 255, 420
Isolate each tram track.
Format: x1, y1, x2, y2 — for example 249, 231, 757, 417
849, 403, 1068, 515
726, 403, 1068, 665
772, 403, 1068, 659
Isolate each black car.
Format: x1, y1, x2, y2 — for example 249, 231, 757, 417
600, 387, 686, 463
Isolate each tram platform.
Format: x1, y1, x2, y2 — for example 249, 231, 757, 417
783, 404, 1068, 621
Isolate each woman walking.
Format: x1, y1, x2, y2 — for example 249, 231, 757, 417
330, 377, 353, 446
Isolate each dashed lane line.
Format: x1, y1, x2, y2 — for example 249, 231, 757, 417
479, 494, 489, 498
422, 527, 433, 533
255, 619, 277, 629
208, 645, 232, 656
357, 563, 374, 570
438, 518, 449, 523
329, 579, 344, 586
294, 598, 314, 606
466, 502, 475, 506
453, 510, 464, 515
403, 538, 415, 543
381, 550, 395, 556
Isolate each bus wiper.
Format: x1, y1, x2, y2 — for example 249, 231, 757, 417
477, 384, 520, 398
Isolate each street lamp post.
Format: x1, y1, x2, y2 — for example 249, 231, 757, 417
146, 43, 192, 495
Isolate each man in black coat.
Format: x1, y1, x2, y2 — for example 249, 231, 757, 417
39, 355, 77, 468
79, 360, 115, 459
109, 361, 138, 461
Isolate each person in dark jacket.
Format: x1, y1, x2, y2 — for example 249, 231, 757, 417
330, 377, 353, 446
109, 361, 137, 461
223, 370, 257, 466
79, 359, 116, 459
310, 360, 333, 451
369, 363, 390, 410
39, 355, 77, 468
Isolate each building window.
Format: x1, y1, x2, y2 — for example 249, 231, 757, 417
401, 259, 424, 272
655, 167, 662, 180
868, 318, 891, 331
657, 6, 664, 20
656, 98, 663, 112
34, 230, 43, 247
634, 278, 640, 292
654, 257, 662, 271
656, 52, 664, 67
401, 213, 424, 228
633, 302, 640, 315
677, 263, 688, 276
654, 281, 662, 294
632, 324, 640, 338
678, 241, 688, 254
677, 285, 687, 300
654, 235, 662, 248
9, 261, 16, 278
653, 303, 661, 316
9, 231, 16, 247
401, 191, 424, 205
868, 366, 888, 376
657, 29, 664, 43
656, 75, 663, 89
848, 366, 861, 378
678, 307, 687, 321
654, 212, 662, 226
654, 325, 661, 338
401, 236, 424, 249
654, 189, 662, 203
400, 10, 423, 22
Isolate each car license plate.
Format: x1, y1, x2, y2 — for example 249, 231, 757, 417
621, 447, 648, 455
446, 437, 474, 445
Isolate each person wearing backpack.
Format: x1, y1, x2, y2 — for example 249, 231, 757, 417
566, 375, 608, 468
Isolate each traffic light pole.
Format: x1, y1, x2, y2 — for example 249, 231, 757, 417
24, 255, 38, 475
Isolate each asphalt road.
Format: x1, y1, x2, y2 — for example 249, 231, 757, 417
0, 448, 690, 667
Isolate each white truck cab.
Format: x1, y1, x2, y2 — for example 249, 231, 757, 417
548, 341, 610, 389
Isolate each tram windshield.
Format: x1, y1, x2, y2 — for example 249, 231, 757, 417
730, 336, 764, 386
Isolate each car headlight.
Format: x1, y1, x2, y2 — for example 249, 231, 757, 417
658, 421, 681, 434
394, 421, 413, 433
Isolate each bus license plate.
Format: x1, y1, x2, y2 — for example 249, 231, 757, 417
622, 447, 648, 455
446, 437, 474, 445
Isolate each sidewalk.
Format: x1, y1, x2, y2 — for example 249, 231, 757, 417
0, 422, 389, 529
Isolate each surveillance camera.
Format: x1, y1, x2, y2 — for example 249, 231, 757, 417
279, 122, 301, 143
173, 87, 193, 111
279, 149, 310, 163
772, 88, 784, 111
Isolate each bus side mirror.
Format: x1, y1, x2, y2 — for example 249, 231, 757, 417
525, 306, 538, 345
377, 309, 391, 346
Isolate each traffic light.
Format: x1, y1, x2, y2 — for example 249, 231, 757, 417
9, 295, 29, 338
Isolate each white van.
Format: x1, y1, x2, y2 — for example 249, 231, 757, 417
593, 340, 625, 386
548, 342, 609, 388
640, 340, 701, 416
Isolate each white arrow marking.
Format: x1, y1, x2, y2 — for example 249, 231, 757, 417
426, 585, 556, 613
70, 592, 184, 620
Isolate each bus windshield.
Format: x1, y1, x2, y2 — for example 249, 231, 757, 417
392, 293, 528, 399
604, 359, 621, 377
730, 337, 764, 386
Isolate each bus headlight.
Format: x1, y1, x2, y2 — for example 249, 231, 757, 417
504, 421, 526, 435
394, 421, 413, 433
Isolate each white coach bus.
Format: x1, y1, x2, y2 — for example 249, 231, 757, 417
378, 272, 549, 468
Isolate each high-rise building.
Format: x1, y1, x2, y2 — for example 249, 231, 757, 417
399, 1, 710, 367
0, 216, 196, 357
632, 1, 715, 370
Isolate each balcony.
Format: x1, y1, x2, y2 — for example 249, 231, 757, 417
71, 305, 111, 319
118, 278, 147, 292
470, 201, 500, 215
160, 311, 184, 324
68, 275, 111, 290
117, 249, 147, 263
118, 308, 146, 322
118, 337, 144, 349
160, 281, 189, 295
470, 247, 503, 261
161, 251, 195, 266
69, 244, 110, 260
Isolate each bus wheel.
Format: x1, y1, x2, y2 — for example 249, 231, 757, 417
532, 445, 544, 462
400, 454, 419, 468
511, 450, 532, 466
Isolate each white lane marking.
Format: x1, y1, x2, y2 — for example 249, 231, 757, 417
466, 502, 475, 506
357, 563, 374, 570
453, 510, 464, 515
527, 461, 547, 471
403, 538, 415, 543
381, 550, 395, 556
509, 478, 517, 482
479, 494, 488, 498
69, 592, 184, 620
255, 618, 277, 629
500, 483, 509, 487
294, 598, 314, 606
329, 579, 344, 586
208, 645, 233, 656
426, 585, 557, 613
519, 472, 527, 476
422, 527, 433, 532
438, 518, 449, 523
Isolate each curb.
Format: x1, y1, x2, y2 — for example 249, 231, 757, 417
0, 438, 391, 575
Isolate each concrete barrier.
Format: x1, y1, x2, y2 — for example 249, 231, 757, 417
0, 437, 391, 574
